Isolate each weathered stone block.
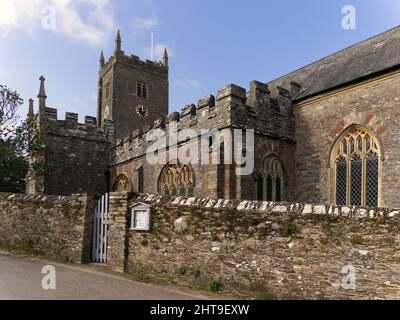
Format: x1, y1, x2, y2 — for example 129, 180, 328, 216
174, 216, 188, 234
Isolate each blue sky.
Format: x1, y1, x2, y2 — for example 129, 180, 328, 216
0, 0, 399, 122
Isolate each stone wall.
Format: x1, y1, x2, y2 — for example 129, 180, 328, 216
294, 71, 400, 207
0, 193, 94, 263
108, 192, 400, 299
37, 107, 113, 196
109, 81, 297, 201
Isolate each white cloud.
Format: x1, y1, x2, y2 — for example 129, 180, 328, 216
0, 0, 116, 47
131, 15, 159, 31
175, 79, 201, 88
143, 43, 172, 61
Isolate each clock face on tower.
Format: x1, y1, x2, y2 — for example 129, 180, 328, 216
136, 105, 149, 118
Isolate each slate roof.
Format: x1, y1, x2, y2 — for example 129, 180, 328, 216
267, 25, 400, 101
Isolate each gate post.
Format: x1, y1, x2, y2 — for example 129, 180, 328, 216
107, 192, 130, 272
80, 193, 95, 264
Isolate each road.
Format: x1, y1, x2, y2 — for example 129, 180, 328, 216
0, 251, 215, 300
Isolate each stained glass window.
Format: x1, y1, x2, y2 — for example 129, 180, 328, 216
257, 175, 264, 201
170, 185, 177, 197
163, 186, 170, 196
332, 125, 381, 207
188, 184, 194, 197
276, 177, 281, 202
178, 184, 186, 196
350, 157, 362, 206
113, 174, 132, 192
336, 158, 347, 205
267, 176, 273, 201
366, 154, 379, 207
159, 163, 194, 197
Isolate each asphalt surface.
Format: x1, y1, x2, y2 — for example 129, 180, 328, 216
0, 251, 215, 300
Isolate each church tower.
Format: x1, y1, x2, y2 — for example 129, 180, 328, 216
97, 30, 169, 141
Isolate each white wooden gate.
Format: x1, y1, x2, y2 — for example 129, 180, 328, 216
92, 193, 110, 263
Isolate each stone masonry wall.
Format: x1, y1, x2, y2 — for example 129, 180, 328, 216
109, 81, 297, 200
108, 192, 400, 300
295, 72, 400, 207
0, 193, 94, 263
42, 107, 113, 196
98, 53, 169, 141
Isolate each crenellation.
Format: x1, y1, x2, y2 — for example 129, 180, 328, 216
116, 138, 123, 147
269, 97, 279, 109
180, 104, 197, 117
85, 116, 97, 126
277, 85, 291, 99
44, 107, 58, 121
97, 31, 169, 141
122, 135, 131, 147
110, 80, 297, 167
166, 111, 180, 123
38, 106, 114, 141
132, 129, 141, 139
197, 94, 215, 110
216, 83, 247, 102
290, 80, 302, 99
142, 124, 152, 135
129, 54, 140, 61
21, 27, 400, 298
65, 112, 79, 127
119, 54, 168, 76
247, 80, 270, 107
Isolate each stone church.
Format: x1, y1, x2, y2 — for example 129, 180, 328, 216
27, 26, 400, 208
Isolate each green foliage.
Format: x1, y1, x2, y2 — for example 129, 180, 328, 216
0, 85, 23, 137
135, 271, 150, 282
0, 84, 28, 192
62, 255, 73, 263
0, 84, 49, 193
254, 292, 276, 300
208, 279, 223, 293
141, 239, 149, 247
177, 266, 188, 276
3, 238, 44, 256
280, 219, 302, 237
191, 267, 201, 278
0, 141, 28, 193
24, 239, 34, 250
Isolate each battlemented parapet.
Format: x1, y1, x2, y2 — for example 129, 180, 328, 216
97, 31, 169, 141
43, 107, 114, 142
26, 76, 114, 196
100, 53, 168, 80
110, 80, 297, 167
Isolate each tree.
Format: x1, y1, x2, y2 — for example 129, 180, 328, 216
0, 85, 28, 193
0, 85, 23, 137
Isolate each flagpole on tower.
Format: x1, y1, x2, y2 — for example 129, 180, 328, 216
151, 31, 154, 61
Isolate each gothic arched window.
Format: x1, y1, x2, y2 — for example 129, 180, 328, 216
159, 163, 195, 197
256, 154, 284, 202
113, 174, 132, 192
331, 125, 381, 207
